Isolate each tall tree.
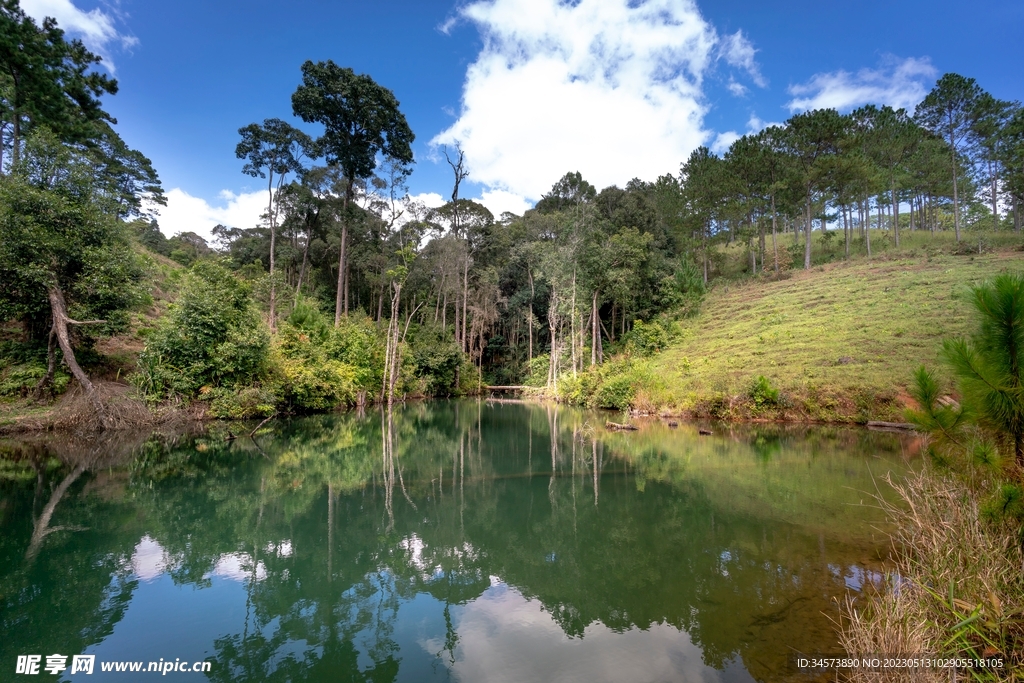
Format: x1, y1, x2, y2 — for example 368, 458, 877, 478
1001, 107, 1024, 232
680, 147, 725, 283
785, 108, 845, 269
915, 73, 985, 242
854, 105, 923, 247
291, 60, 415, 325
973, 94, 1018, 230
236, 118, 311, 330
0, 0, 117, 169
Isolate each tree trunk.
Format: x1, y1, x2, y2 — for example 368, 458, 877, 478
758, 213, 766, 273
702, 222, 709, 284
11, 106, 20, 167
570, 268, 577, 377
295, 223, 311, 297
804, 194, 812, 270
32, 324, 58, 400
527, 267, 535, 363
344, 263, 349, 315
267, 171, 277, 332
382, 283, 402, 404
335, 192, 349, 326
590, 289, 598, 366
462, 250, 469, 353
991, 159, 999, 231
843, 204, 850, 260
890, 176, 900, 248
865, 200, 872, 257
454, 290, 460, 348
950, 138, 961, 242
770, 194, 780, 274
46, 285, 104, 416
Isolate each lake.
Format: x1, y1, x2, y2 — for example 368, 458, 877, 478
0, 400, 916, 682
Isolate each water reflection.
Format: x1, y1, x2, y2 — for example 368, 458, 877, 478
0, 402, 915, 682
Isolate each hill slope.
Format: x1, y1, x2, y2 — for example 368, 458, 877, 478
641, 250, 1024, 422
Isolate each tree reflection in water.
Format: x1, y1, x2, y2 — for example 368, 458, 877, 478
0, 402, 914, 682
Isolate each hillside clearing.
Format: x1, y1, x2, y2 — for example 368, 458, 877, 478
643, 249, 1024, 422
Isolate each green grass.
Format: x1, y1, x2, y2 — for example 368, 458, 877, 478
645, 246, 1024, 422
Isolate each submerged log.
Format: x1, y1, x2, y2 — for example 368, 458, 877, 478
866, 421, 917, 432
698, 428, 713, 436
606, 421, 638, 431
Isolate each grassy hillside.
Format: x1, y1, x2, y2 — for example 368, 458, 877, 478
632, 248, 1024, 422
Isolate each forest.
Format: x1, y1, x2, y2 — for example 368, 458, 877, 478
3, 0, 1024, 419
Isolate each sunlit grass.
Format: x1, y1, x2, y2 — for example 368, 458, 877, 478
652, 241, 1024, 421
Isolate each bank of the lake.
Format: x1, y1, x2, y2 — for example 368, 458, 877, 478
0, 401, 916, 683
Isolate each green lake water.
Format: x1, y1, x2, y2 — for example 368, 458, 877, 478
0, 401, 916, 682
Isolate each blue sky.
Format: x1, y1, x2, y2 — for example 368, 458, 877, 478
20, 0, 1024, 238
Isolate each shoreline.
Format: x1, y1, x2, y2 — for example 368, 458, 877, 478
2, 386, 919, 436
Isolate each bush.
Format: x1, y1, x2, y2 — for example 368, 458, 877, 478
593, 373, 636, 410
558, 371, 601, 407
279, 355, 358, 411
0, 361, 69, 398
556, 358, 656, 411
408, 324, 461, 396
524, 355, 550, 388
206, 386, 277, 419
749, 375, 780, 410
135, 261, 270, 399
623, 319, 675, 357
276, 301, 378, 410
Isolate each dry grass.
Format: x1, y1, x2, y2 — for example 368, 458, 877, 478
1, 380, 199, 434
839, 470, 1024, 682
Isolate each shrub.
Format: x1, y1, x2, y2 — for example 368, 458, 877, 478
559, 371, 601, 407
623, 319, 674, 357
524, 355, 550, 388
0, 361, 69, 397
135, 261, 270, 399
206, 386, 277, 419
279, 355, 358, 411
594, 373, 636, 410
408, 324, 461, 396
749, 375, 780, 410
276, 301, 378, 410
324, 314, 384, 391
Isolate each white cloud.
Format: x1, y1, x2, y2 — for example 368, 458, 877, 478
155, 188, 269, 242
786, 56, 937, 113
477, 189, 533, 218
407, 191, 446, 212
21, 0, 137, 71
710, 131, 739, 155
719, 29, 765, 87
726, 78, 748, 97
431, 580, 737, 683
746, 113, 783, 133
432, 0, 725, 201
